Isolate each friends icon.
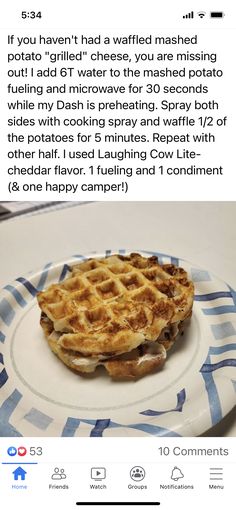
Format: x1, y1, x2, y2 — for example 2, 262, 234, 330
51, 467, 67, 480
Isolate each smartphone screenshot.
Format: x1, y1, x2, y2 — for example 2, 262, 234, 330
0, 1, 235, 509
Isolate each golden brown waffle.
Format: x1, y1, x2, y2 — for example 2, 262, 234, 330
37, 253, 194, 379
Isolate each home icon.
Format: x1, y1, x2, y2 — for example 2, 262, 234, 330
12, 466, 27, 481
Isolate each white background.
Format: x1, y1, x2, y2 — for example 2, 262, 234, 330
0, 1, 236, 506
0, 437, 236, 510
0, 1, 235, 200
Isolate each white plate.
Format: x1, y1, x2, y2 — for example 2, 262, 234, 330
0, 249, 236, 437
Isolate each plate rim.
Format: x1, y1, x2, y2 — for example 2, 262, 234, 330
0, 248, 236, 437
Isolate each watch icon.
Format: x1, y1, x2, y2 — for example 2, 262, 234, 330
91, 468, 106, 481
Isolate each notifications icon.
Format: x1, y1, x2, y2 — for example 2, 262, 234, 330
171, 467, 184, 481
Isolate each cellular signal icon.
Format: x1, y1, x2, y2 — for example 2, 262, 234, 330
183, 11, 194, 18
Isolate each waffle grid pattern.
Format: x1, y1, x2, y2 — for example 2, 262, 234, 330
38, 255, 192, 345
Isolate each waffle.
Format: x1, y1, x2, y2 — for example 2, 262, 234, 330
40, 311, 167, 378
37, 253, 194, 379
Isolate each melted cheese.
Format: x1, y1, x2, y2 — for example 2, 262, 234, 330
72, 357, 100, 368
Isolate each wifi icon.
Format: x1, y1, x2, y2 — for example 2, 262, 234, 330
198, 11, 206, 18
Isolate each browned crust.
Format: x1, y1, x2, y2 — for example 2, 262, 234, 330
38, 253, 194, 379
39, 312, 183, 380
104, 349, 166, 379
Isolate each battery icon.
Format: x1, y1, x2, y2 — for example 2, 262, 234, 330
210, 12, 224, 18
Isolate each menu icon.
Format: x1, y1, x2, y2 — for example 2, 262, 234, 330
209, 467, 223, 481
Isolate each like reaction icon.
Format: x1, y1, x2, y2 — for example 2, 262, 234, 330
7, 446, 17, 457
